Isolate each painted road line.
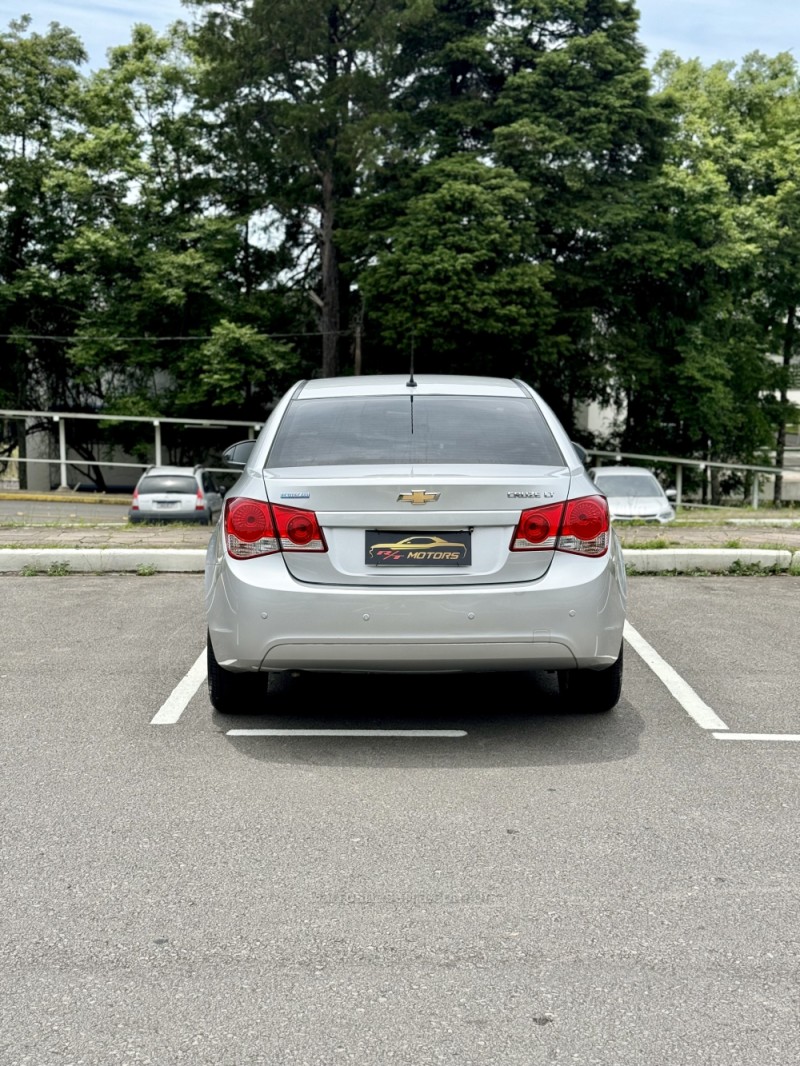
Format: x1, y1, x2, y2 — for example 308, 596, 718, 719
226, 729, 467, 738
712, 733, 800, 742
150, 650, 207, 725
624, 621, 729, 731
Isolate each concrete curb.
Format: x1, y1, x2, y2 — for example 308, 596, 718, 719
0, 549, 205, 573
0, 492, 129, 504
624, 548, 798, 573
1, 547, 799, 574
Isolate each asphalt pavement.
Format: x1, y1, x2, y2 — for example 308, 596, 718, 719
2, 574, 798, 1065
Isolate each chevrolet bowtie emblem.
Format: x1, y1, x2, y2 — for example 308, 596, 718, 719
397, 490, 440, 505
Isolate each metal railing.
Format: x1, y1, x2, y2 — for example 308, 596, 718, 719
1, 409, 263, 490
1, 409, 799, 506
587, 449, 800, 508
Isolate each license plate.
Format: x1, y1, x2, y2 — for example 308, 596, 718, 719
155, 500, 179, 508
365, 531, 471, 566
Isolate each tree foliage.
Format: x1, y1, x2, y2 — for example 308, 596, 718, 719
2, 5, 800, 484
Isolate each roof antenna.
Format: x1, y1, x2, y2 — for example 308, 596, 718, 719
407, 332, 417, 388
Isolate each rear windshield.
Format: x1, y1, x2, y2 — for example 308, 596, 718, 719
594, 474, 662, 497
266, 395, 564, 467
137, 475, 197, 495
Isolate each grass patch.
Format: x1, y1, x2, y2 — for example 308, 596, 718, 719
136, 563, 157, 576
727, 559, 782, 576
620, 537, 672, 550
18, 560, 73, 576
626, 562, 795, 577
723, 538, 742, 548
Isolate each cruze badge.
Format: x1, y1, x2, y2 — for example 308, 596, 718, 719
397, 490, 440, 505
280, 492, 310, 499
507, 490, 554, 499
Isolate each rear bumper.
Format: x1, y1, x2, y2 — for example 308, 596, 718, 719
206, 540, 627, 674
129, 510, 211, 524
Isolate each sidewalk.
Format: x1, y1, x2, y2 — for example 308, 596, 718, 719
0, 525, 211, 549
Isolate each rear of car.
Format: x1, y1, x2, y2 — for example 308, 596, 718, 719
206, 376, 627, 712
129, 466, 222, 525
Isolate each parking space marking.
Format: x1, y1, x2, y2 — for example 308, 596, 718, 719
712, 733, 800, 743
226, 729, 467, 738
624, 621, 729, 731
150, 650, 207, 725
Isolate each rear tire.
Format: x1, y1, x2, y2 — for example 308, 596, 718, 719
207, 633, 268, 714
558, 645, 623, 713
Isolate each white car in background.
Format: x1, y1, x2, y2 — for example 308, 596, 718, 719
590, 466, 676, 523
205, 375, 628, 715
128, 465, 224, 526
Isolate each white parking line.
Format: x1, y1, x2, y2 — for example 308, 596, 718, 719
226, 729, 467, 738
150, 650, 207, 725
624, 621, 729, 731
712, 733, 800, 743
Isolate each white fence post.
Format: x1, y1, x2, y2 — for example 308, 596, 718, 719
153, 420, 162, 466
53, 416, 68, 489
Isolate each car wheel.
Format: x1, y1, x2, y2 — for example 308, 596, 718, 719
207, 633, 268, 713
557, 645, 623, 713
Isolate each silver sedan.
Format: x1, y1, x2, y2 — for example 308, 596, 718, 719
205, 375, 627, 714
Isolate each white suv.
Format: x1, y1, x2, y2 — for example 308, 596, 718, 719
129, 466, 223, 526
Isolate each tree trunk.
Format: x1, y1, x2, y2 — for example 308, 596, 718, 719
320, 167, 340, 378
773, 305, 796, 506
16, 419, 28, 491
710, 467, 722, 506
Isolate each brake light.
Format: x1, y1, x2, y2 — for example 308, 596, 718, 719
131, 489, 139, 511
224, 498, 327, 559
558, 495, 609, 556
510, 496, 609, 557
272, 504, 327, 552
225, 498, 278, 559
511, 502, 564, 551
195, 488, 205, 511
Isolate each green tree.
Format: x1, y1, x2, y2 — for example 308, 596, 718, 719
358, 157, 555, 375
192, 0, 405, 377
604, 51, 800, 496
0, 17, 94, 483
348, 0, 668, 424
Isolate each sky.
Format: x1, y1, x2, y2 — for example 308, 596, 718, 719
8, 0, 800, 72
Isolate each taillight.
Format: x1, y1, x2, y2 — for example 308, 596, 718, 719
225, 498, 278, 559
558, 495, 609, 557
272, 504, 327, 552
195, 488, 205, 511
131, 489, 139, 511
511, 502, 564, 551
510, 496, 609, 557
224, 498, 327, 559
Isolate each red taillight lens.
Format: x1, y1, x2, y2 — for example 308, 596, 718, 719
511, 502, 564, 551
195, 488, 205, 511
558, 495, 609, 557
223, 499, 327, 558
131, 489, 139, 511
225, 498, 278, 559
272, 504, 327, 552
510, 496, 609, 557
